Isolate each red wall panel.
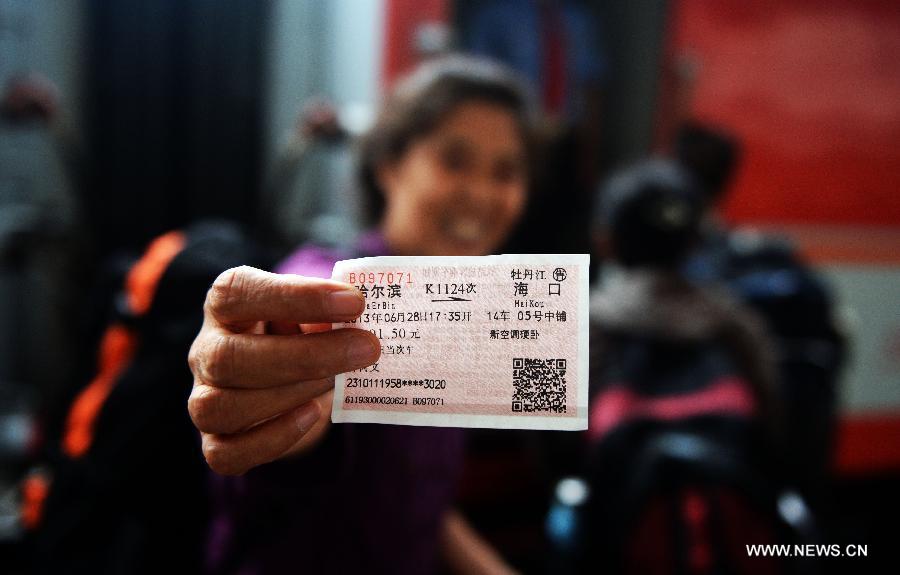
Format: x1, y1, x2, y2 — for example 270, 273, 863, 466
669, 0, 900, 226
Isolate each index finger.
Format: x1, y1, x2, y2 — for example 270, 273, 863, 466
205, 266, 364, 325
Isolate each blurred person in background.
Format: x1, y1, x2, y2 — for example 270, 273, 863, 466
675, 122, 846, 508
547, 159, 791, 574
589, 158, 783, 460
1, 73, 86, 191
1, 72, 91, 385
259, 98, 352, 252
189, 55, 532, 575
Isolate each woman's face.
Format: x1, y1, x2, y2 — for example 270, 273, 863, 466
379, 101, 528, 256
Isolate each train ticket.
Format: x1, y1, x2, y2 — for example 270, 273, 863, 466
331, 254, 589, 430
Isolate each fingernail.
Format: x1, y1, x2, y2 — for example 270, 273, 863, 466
295, 402, 320, 432
347, 333, 378, 365
328, 289, 364, 317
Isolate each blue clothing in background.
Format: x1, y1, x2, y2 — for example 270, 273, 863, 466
465, 0, 607, 119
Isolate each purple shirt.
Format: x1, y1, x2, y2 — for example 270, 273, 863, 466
206, 233, 465, 574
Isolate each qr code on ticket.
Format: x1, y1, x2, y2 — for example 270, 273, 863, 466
511, 358, 567, 414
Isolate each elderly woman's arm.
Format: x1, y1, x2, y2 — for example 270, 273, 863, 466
440, 508, 520, 575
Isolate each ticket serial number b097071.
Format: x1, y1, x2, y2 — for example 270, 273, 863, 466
347, 271, 413, 285
331, 254, 590, 431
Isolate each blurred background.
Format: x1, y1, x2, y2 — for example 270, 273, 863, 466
0, 0, 898, 573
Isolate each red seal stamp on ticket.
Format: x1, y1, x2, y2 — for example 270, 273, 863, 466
331, 254, 589, 430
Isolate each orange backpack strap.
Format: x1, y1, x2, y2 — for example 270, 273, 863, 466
20, 469, 51, 530
62, 230, 186, 459
126, 231, 187, 316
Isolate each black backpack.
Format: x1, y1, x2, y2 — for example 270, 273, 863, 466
548, 331, 795, 575
24, 220, 267, 575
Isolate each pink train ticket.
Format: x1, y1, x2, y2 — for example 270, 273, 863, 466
331, 254, 590, 430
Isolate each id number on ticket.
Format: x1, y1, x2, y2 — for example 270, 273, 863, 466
331, 254, 589, 430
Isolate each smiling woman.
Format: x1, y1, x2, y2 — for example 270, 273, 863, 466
380, 101, 528, 255
359, 56, 533, 256
195, 55, 533, 575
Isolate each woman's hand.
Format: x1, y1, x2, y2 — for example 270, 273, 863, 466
187, 266, 380, 475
